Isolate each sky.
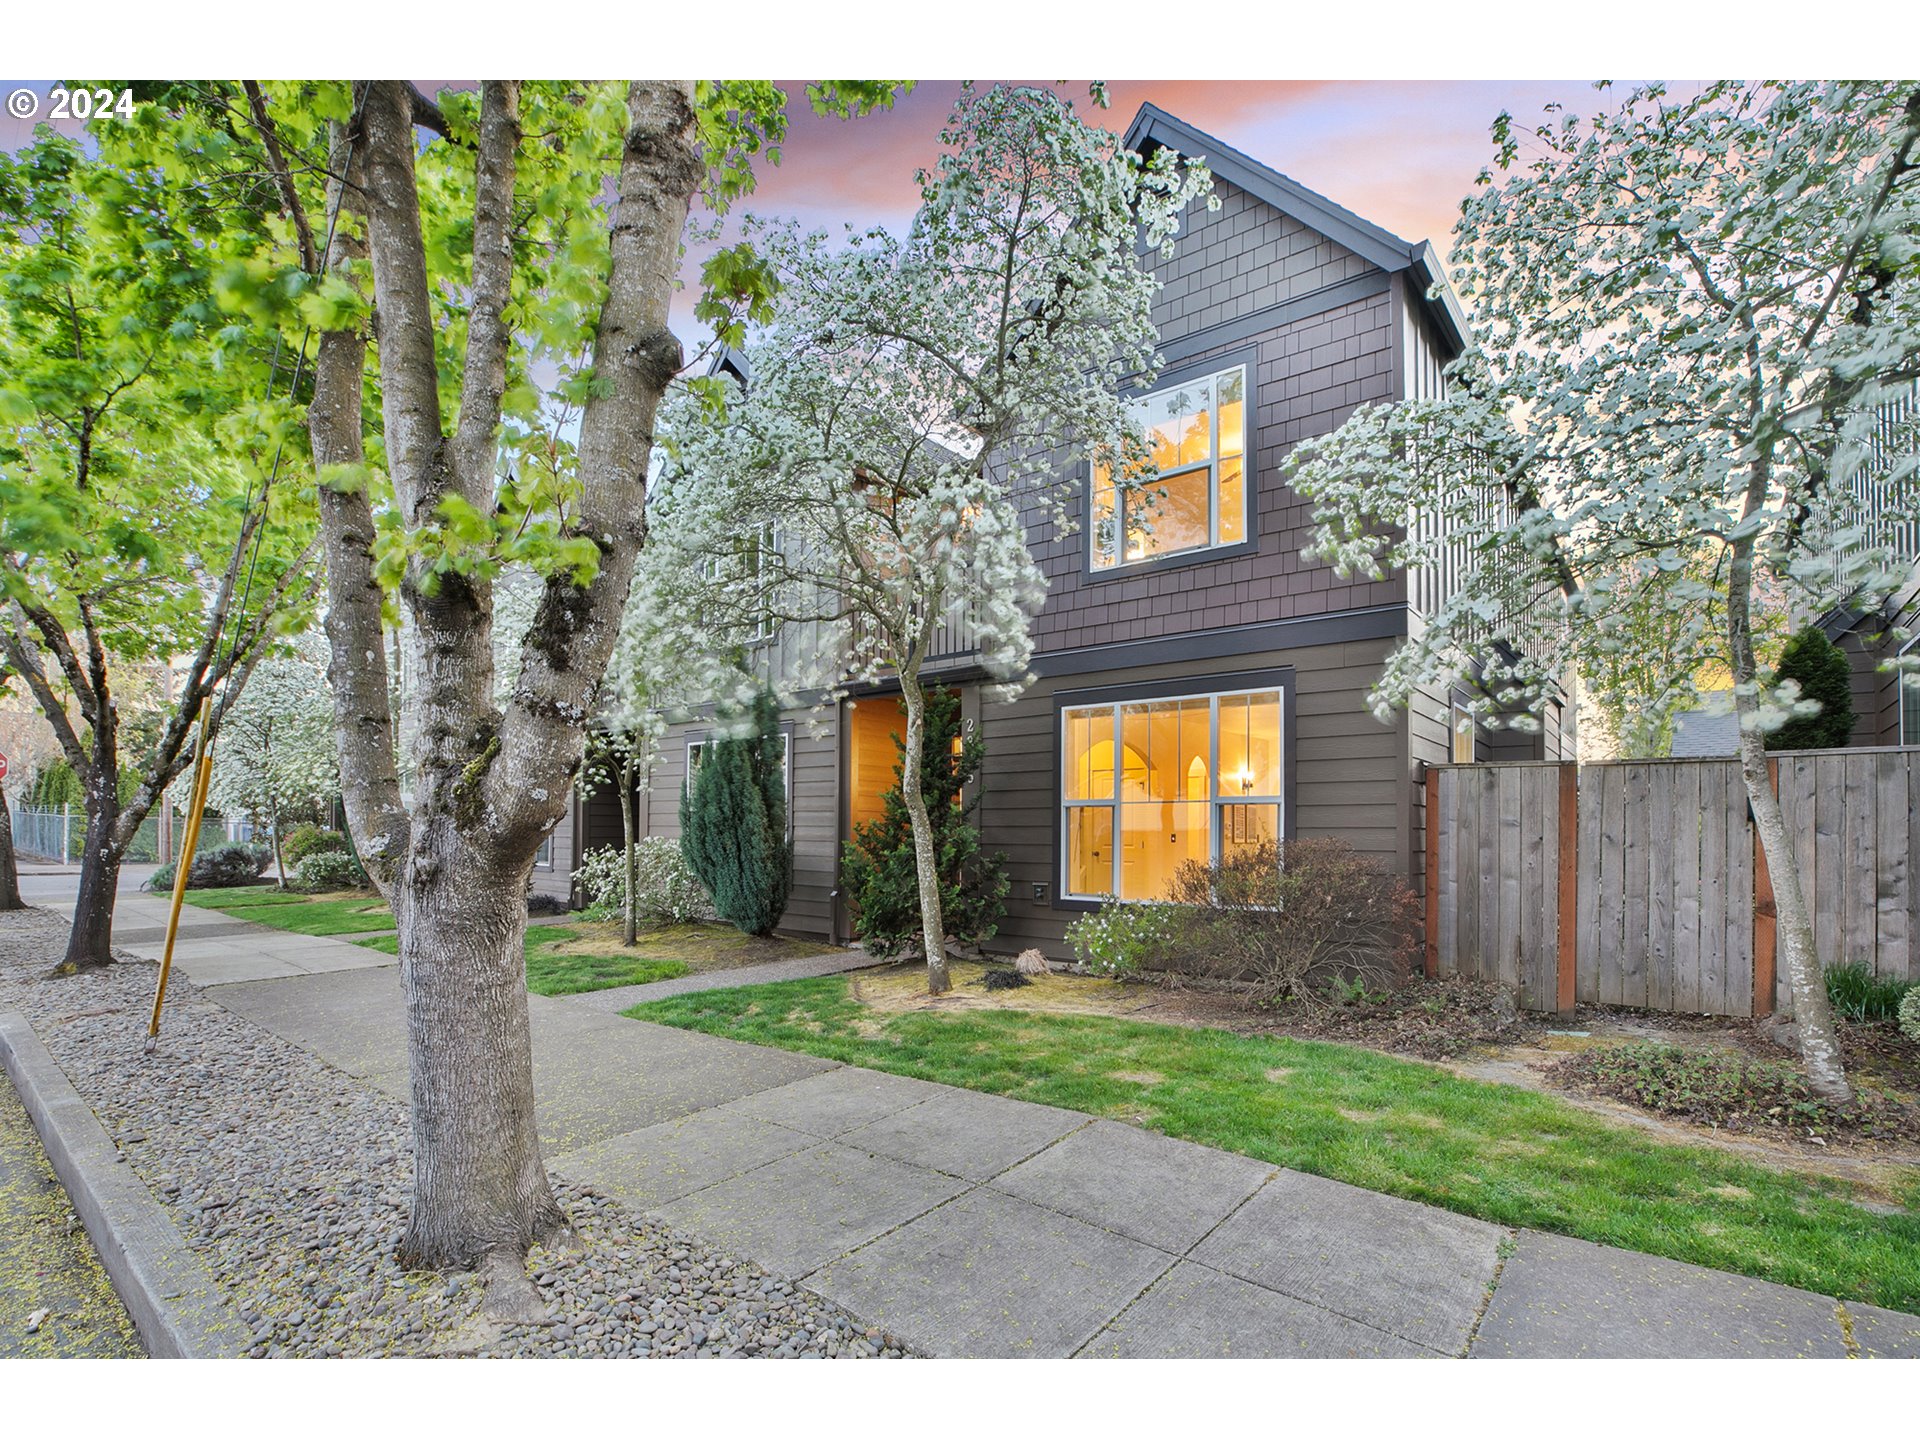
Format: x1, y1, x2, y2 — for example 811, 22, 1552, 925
0, 77, 1635, 347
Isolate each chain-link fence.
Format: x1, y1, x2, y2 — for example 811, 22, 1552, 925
7, 803, 164, 864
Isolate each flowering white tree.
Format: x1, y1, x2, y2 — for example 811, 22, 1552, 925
644, 85, 1212, 994
205, 632, 339, 885
1285, 81, 1920, 1099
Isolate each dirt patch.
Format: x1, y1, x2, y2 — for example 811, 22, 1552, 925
851, 960, 1170, 1018
562, 921, 836, 974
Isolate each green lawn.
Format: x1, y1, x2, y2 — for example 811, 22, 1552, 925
629, 976, 1920, 1311
184, 887, 396, 936
355, 924, 690, 997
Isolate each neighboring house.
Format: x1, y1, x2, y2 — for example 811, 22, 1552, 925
537, 105, 1578, 948
1825, 382, 1920, 746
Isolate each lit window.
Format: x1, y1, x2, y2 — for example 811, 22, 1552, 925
534, 834, 554, 869
1092, 364, 1247, 570
1451, 703, 1475, 764
1060, 687, 1283, 900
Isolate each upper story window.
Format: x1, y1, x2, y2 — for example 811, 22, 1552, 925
1091, 363, 1248, 571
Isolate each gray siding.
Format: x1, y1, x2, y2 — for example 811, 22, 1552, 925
1025, 176, 1407, 659
1839, 579, 1920, 747
978, 638, 1405, 960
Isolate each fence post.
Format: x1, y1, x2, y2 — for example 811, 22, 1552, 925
1557, 762, 1578, 1018
1752, 757, 1778, 1018
1424, 766, 1439, 979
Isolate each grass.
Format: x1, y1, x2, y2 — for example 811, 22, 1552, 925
355, 923, 690, 997
629, 975, 1920, 1311
182, 887, 396, 936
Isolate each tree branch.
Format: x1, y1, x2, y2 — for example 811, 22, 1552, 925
241, 80, 319, 274
452, 81, 521, 498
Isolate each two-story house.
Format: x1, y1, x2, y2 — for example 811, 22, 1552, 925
534, 104, 1578, 952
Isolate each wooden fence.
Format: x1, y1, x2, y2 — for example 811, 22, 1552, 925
1424, 748, 1920, 1017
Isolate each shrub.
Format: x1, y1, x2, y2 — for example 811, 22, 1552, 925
575, 839, 715, 926
1900, 988, 1920, 1046
681, 691, 791, 935
1164, 837, 1420, 1010
292, 849, 369, 892
282, 824, 349, 866
526, 890, 569, 917
1825, 962, 1913, 1022
149, 842, 272, 892
1765, 627, 1856, 751
1064, 900, 1181, 979
840, 688, 1008, 957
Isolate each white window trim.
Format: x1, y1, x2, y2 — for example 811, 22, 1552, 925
1092, 363, 1248, 572
1059, 684, 1286, 902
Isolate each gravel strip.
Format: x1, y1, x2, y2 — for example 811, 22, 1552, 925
0, 906, 911, 1359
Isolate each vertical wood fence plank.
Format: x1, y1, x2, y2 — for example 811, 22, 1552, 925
1673, 762, 1701, 1014
1599, 765, 1626, 1007
1479, 767, 1498, 983
1621, 764, 1650, 1009
1577, 764, 1600, 1003
1513, 768, 1534, 999
1875, 751, 1907, 984
1842, 755, 1875, 972
1647, 765, 1674, 1013
1439, 770, 1458, 977
1425, 768, 1439, 979
1728, 765, 1755, 1018
1909, 755, 1920, 986
1557, 762, 1578, 1016
1751, 758, 1777, 1019
1700, 762, 1727, 1013
1814, 755, 1843, 983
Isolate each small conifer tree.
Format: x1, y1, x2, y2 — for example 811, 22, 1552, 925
841, 689, 1008, 958
679, 691, 791, 935
1765, 628, 1856, 752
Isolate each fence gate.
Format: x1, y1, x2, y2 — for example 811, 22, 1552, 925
1425, 762, 1574, 1014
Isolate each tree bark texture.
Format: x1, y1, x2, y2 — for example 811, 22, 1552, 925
0, 787, 21, 910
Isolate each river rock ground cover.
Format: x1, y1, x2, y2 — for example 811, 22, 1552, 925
0, 905, 910, 1359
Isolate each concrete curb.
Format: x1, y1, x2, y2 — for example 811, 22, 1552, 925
0, 1010, 247, 1358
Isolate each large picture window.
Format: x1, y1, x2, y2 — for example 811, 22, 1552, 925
1060, 686, 1284, 900
1092, 362, 1247, 570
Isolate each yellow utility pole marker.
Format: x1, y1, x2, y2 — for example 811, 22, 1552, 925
148, 697, 215, 1051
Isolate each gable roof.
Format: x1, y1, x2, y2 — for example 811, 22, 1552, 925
1123, 103, 1470, 355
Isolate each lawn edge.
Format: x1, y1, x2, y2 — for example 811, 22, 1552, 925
0, 1009, 248, 1358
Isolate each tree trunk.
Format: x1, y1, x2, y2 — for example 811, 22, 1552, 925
620, 749, 637, 947
394, 836, 567, 1284
0, 787, 23, 911
269, 795, 288, 890
898, 675, 951, 995
56, 793, 123, 974
1733, 723, 1850, 1098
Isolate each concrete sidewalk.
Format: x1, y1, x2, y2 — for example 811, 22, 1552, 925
206, 962, 1920, 1360
30, 870, 1920, 1358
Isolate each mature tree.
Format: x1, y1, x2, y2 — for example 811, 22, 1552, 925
680, 689, 790, 936
1765, 627, 1857, 751
648, 84, 1211, 993
229, 78, 904, 1309
0, 129, 316, 971
1286, 82, 1920, 1099
204, 632, 338, 885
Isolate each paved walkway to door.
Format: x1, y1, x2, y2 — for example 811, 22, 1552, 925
21, 866, 1920, 1358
